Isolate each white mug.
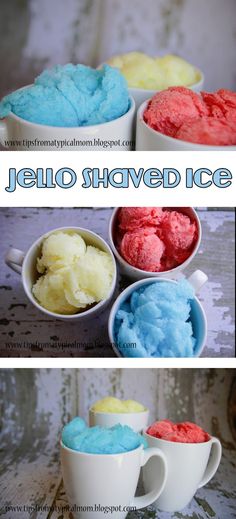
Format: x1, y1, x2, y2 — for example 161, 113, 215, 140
61, 442, 168, 519
0, 93, 135, 150
143, 431, 222, 512
5, 226, 117, 321
109, 207, 202, 281
89, 408, 149, 433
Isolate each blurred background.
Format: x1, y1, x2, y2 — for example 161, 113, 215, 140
0, 368, 236, 518
0, 0, 236, 98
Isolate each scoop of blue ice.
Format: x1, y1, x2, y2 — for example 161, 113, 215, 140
0, 64, 130, 127
62, 417, 147, 454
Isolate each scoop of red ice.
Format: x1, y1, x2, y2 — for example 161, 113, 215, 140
120, 227, 165, 271
176, 117, 236, 145
159, 210, 197, 264
147, 419, 210, 443
143, 86, 208, 137
201, 89, 236, 121
118, 207, 163, 232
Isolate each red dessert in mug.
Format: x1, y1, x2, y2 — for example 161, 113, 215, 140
147, 420, 210, 443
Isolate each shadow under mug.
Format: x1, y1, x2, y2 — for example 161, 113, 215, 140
4, 226, 117, 321
61, 442, 168, 519
0, 94, 135, 150
143, 432, 222, 512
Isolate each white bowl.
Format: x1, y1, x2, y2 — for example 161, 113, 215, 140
5, 226, 117, 321
0, 86, 135, 150
89, 408, 150, 433
109, 207, 202, 281
136, 99, 236, 150
108, 272, 207, 358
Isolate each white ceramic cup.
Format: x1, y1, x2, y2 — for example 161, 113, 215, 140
0, 90, 135, 150
5, 226, 117, 321
143, 431, 222, 512
108, 269, 208, 357
109, 207, 202, 281
61, 441, 168, 519
89, 407, 149, 433
136, 99, 236, 150
129, 70, 204, 110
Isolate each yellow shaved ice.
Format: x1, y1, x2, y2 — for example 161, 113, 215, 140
37, 231, 86, 273
155, 54, 201, 89
107, 52, 161, 90
32, 231, 114, 314
106, 51, 200, 90
32, 269, 78, 314
91, 396, 146, 413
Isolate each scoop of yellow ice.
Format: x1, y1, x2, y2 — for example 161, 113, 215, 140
155, 55, 201, 89
91, 396, 146, 413
106, 52, 161, 90
106, 51, 200, 90
32, 268, 78, 314
32, 231, 114, 314
37, 231, 86, 273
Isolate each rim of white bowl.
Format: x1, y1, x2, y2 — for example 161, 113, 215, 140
22, 226, 117, 320
60, 440, 144, 457
108, 276, 207, 358
137, 98, 236, 150
109, 207, 202, 278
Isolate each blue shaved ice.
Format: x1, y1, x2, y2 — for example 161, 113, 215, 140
114, 279, 196, 358
0, 64, 130, 127
62, 417, 147, 454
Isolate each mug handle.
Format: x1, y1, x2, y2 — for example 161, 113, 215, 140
198, 437, 222, 488
0, 119, 8, 147
130, 447, 167, 510
187, 269, 208, 293
5, 247, 25, 274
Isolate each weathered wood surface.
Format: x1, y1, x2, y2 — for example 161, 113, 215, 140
0, 0, 236, 100
0, 207, 235, 358
0, 368, 236, 518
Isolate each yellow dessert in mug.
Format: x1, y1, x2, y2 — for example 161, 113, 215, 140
106, 52, 201, 90
91, 396, 147, 413
32, 231, 114, 314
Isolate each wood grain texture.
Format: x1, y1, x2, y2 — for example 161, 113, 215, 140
0, 0, 236, 99
0, 207, 234, 358
0, 368, 235, 518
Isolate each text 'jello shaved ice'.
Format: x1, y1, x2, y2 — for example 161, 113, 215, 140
147, 420, 210, 443
62, 416, 147, 454
32, 231, 114, 314
114, 279, 196, 357
91, 396, 146, 413
143, 87, 236, 146
106, 52, 201, 90
115, 207, 198, 272
0, 64, 130, 127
